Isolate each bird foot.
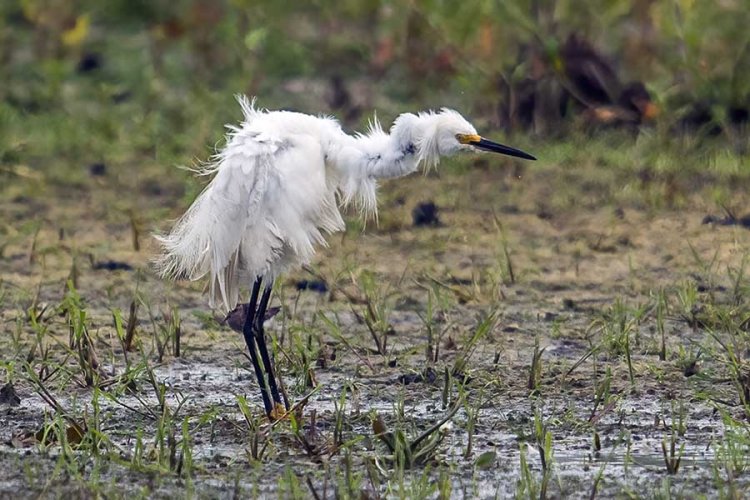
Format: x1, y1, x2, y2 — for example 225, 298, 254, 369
222, 304, 281, 333
268, 402, 287, 422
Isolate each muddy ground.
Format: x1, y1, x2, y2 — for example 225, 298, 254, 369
2, 161, 750, 499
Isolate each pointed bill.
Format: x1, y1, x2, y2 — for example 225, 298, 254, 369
458, 133, 536, 160
472, 138, 536, 160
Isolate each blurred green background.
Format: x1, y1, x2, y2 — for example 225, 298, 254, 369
1, 0, 749, 213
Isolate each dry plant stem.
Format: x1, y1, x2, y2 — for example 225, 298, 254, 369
124, 299, 138, 352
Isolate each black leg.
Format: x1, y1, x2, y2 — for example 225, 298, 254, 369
241, 277, 273, 417
254, 282, 287, 411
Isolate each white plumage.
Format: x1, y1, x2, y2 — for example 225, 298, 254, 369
156, 96, 534, 312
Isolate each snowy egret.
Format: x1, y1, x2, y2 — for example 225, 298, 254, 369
156, 96, 535, 419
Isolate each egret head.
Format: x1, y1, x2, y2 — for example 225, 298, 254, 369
423, 109, 536, 163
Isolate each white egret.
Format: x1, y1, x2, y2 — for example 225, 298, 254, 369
156, 96, 535, 419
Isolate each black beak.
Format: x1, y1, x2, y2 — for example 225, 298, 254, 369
472, 138, 536, 161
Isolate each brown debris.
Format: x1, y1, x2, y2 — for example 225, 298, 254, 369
499, 34, 659, 133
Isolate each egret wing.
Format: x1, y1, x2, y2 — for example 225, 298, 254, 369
155, 127, 283, 311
